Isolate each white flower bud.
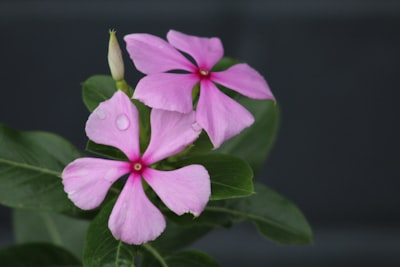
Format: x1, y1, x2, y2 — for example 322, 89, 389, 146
108, 30, 125, 81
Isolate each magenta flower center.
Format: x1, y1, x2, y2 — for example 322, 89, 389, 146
130, 160, 145, 175
197, 68, 211, 80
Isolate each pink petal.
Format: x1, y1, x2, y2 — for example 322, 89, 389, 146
85, 91, 140, 160
124, 33, 195, 74
133, 73, 199, 113
211, 63, 275, 100
108, 175, 166, 245
196, 81, 255, 148
167, 30, 224, 70
62, 158, 129, 210
142, 109, 201, 164
143, 165, 210, 216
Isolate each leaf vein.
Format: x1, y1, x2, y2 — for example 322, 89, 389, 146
206, 206, 303, 236
0, 158, 61, 177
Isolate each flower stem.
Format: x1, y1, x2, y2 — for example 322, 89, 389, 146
116, 79, 130, 96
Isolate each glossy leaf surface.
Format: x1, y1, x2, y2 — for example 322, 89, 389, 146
206, 183, 313, 244
0, 125, 80, 212
175, 154, 254, 200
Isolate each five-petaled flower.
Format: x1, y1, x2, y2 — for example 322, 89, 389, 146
124, 30, 275, 147
62, 91, 211, 245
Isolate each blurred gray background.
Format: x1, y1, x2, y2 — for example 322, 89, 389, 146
1, 0, 400, 266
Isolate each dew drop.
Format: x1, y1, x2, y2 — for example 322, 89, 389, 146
116, 114, 130, 131
192, 122, 202, 132
96, 109, 106, 120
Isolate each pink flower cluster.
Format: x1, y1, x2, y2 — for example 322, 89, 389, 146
126, 30, 274, 147
62, 30, 274, 245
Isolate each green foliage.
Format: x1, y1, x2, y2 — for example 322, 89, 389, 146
84, 198, 222, 267
0, 125, 80, 213
86, 141, 128, 161
82, 75, 120, 112
175, 154, 254, 200
147, 222, 214, 253
211, 57, 239, 72
163, 250, 221, 267
13, 209, 89, 259
0, 243, 81, 267
162, 183, 313, 245
132, 99, 152, 153
216, 99, 279, 174
206, 183, 313, 244
84, 199, 138, 267
140, 249, 221, 267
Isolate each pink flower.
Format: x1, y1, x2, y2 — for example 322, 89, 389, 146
124, 30, 275, 148
62, 91, 210, 245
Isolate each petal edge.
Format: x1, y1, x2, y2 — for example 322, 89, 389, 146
167, 30, 224, 70
143, 165, 210, 216
212, 63, 275, 100
143, 109, 201, 164
62, 158, 129, 210
108, 175, 166, 245
196, 81, 255, 148
124, 33, 194, 74
85, 91, 141, 160
133, 73, 198, 113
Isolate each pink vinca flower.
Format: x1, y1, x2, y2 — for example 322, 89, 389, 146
62, 91, 210, 245
124, 30, 275, 147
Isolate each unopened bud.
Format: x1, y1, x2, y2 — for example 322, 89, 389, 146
108, 30, 125, 81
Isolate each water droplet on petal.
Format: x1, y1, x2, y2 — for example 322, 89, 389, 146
192, 122, 202, 132
116, 114, 130, 131
96, 109, 106, 119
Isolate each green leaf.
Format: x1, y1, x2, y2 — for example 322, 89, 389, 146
84, 199, 137, 267
145, 206, 233, 255
165, 250, 221, 267
185, 132, 214, 156
0, 124, 81, 212
132, 99, 151, 153
86, 141, 128, 161
175, 154, 254, 200
141, 249, 221, 267
206, 182, 313, 244
147, 222, 214, 254
211, 57, 239, 72
216, 98, 279, 174
0, 243, 81, 267
13, 209, 89, 259
82, 75, 119, 112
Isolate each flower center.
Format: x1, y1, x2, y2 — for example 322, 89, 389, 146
133, 163, 142, 171
197, 68, 210, 79
130, 161, 145, 174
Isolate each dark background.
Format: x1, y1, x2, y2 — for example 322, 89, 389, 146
1, 0, 400, 266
